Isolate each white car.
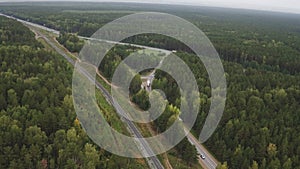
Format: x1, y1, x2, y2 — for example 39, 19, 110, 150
200, 154, 206, 160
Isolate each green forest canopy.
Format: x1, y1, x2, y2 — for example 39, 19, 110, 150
0, 2, 300, 169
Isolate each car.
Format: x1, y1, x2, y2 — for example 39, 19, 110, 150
200, 154, 206, 160
146, 79, 151, 87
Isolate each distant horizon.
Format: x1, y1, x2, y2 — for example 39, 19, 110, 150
1, 0, 300, 15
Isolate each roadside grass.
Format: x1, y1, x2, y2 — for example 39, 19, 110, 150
95, 89, 130, 136
96, 74, 111, 91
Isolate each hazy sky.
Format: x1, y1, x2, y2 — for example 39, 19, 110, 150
1, 0, 300, 14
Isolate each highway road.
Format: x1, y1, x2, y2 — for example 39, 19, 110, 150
0, 12, 219, 169
185, 129, 218, 169
79, 36, 172, 55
